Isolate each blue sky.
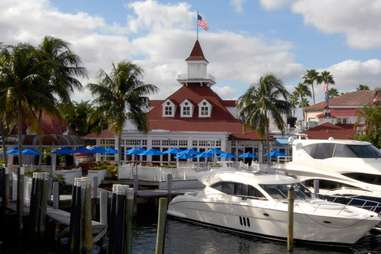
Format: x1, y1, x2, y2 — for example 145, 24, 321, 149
2, 0, 381, 101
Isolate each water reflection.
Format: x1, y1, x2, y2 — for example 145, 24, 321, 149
132, 219, 381, 254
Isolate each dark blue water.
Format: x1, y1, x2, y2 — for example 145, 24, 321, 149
131, 219, 381, 254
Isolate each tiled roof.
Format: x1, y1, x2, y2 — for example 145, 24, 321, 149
222, 100, 236, 107
316, 109, 359, 118
185, 40, 208, 62
304, 123, 356, 139
305, 90, 378, 111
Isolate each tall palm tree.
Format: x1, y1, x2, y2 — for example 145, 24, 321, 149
302, 69, 320, 104
37, 36, 86, 103
88, 61, 158, 165
357, 106, 381, 148
295, 83, 312, 101
320, 71, 335, 94
0, 43, 59, 232
238, 74, 290, 161
289, 92, 299, 117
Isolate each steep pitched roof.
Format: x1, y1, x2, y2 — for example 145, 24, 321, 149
185, 40, 208, 62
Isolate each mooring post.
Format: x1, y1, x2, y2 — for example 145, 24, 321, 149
133, 168, 139, 194
99, 190, 108, 227
92, 176, 98, 218
52, 181, 59, 209
4, 167, 9, 208
69, 177, 93, 254
125, 188, 134, 254
287, 186, 295, 252
16, 166, 25, 234
110, 184, 128, 254
28, 172, 49, 242
167, 174, 173, 200
155, 197, 168, 254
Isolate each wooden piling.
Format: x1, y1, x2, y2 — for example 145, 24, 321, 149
99, 190, 108, 227
16, 166, 25, 234
28, 172, 49, 242
4, 167, 9, 208
287, 186, 295, 252
167, 174, 173, 200
69, 177, 93, 254
155, 197, 168, 254
125, 188, 134, 254
52, 181, 59, 209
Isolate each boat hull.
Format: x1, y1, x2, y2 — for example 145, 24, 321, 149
168, 198, 379, 245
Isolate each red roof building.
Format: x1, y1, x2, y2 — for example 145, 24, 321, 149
86, 40, 284, 163
304, 122, 356, 140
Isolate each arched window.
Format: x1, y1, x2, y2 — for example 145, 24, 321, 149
162, 100, 175, 117
198, 99, 212, 117
180, 100, 193, 117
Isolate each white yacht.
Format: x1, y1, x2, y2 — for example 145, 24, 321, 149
276, 139, 381, 210
167, 171, 380, 245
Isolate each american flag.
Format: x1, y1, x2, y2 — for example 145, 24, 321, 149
197, 14, 208, 31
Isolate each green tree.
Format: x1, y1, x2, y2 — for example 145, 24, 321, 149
58, 101, 108, 136
320, 71, 335, 97
238, 74, 291, 160
289, 92, 299, 117
357, 84, 370, 91
0, 43, 59, 231
328, 87, 339, 98
356, 105, 381, 148
88, 61, 158, 165
302, 69, 320, 104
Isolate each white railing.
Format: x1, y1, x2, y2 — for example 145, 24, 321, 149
317, 194, 381, 215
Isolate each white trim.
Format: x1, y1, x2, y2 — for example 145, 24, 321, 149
198, 99, 212, 118
162, 99, 175, 117
180, 99, 193, 118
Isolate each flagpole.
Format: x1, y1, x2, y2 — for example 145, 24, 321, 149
196, 10, 199, 40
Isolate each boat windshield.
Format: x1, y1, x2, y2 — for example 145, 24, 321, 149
333, 144, 381, 158
260, 183, 312, 201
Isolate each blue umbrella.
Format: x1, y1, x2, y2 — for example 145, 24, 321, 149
175, 153, 194, 159
239, 152, 257, 159
104, 147, 118, 155
89, 146, 106, 154
125, 147, 145, 155
6, 147, 19, 155
209, 147, 222, 155
139, 149, 163, 156
218, 152, 235, 159
73, 147, 94, 154
52, 147, 74, 155
266, 149, 287, 158
197, 150, 214, 158
162, 148, 181, 155
22, 148, 40, 156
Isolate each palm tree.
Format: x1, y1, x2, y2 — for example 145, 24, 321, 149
357, 84, 370, 91
328, 87, 339, 98
289, 92, 299, 117
88, 61, 158, 165
357, 106, 381, 147
37, 36, 86, 103
320, 71, 335, 93
0, 43, 59, 232
58, 101, 108, 136
302, 69, 320, 104
238, 74, 290, 162
295, 83, 312, 102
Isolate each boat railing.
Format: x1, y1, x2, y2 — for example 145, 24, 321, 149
316, 194, 381, 215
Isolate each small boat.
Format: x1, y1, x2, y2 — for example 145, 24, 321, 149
167, 171, 380, 245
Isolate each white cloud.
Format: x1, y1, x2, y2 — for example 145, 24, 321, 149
213, 86, 236, 99
0, 0, 302, 101
230, 0, 246, 13
326, 59, 381, 91
260, 0, 291, 10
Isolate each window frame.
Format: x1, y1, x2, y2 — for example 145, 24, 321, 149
162, 100, 175, 117
180, 99, 193, 118
198, 99, 212, 118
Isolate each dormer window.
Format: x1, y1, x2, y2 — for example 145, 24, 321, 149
162, 100, 175, 117
198, 99, 212, 118
180, 100, 193, 118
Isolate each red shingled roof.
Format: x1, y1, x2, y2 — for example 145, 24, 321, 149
185, 40, 208, 62
222, 100, 236, 107
316, 109, 359, 118
304, 123, 356, 139
305, 90, 378, 111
